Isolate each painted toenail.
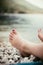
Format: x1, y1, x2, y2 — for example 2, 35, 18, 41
12, 29, 15, 31
12, 30, 14, 31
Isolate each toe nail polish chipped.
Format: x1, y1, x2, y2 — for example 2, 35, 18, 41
0, 42, 42, 64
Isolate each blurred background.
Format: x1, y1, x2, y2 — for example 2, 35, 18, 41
0, 14, 43, 43
0, 0, 43, 13
0, 0, 43, 43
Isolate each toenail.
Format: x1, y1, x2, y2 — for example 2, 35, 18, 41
12, 29, 15, 31
12, 30, 14, 31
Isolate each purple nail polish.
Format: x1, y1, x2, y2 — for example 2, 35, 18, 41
12, 30, 14, 31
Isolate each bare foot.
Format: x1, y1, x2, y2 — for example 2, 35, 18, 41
9, 29, 30, 57
9, 29, 24, 50
38, 29, 43, 42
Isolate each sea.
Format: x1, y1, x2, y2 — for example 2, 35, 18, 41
0, 14, 43, 43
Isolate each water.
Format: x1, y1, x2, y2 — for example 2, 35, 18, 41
0, 14, 43, 43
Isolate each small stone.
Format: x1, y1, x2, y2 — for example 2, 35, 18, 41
13, 55, 21, 62
1, 55, 7, 63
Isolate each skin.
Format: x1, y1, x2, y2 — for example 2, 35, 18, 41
38, 29, 43, 42
9, 29, 43, 59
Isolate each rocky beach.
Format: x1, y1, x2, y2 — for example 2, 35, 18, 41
0, 40, 42, 64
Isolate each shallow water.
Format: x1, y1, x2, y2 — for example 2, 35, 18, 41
0, 14, 43, 43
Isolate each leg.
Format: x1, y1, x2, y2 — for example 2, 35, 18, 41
9, 29, 43, 59
9, 29, 30, 57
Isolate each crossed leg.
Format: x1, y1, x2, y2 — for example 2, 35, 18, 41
9, 29, 43, 59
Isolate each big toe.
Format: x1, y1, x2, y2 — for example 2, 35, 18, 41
12, 29, 18, 34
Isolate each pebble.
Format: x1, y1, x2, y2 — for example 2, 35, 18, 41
0, 42, 42, 64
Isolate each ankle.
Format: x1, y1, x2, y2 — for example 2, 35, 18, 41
20, 40, 28, 53
19, 40, 26, 52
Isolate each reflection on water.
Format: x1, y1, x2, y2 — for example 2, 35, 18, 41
0, 14, 43, 43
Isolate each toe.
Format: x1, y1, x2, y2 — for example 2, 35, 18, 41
9, 34, 13, 38
9, 32, 13, 36
9, 35, 13, 40
9, 33, 13, 40
9, 31, 15, 37
10, 32, 14, 35
12, 29, 17, 34
9, 37, 13, 40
